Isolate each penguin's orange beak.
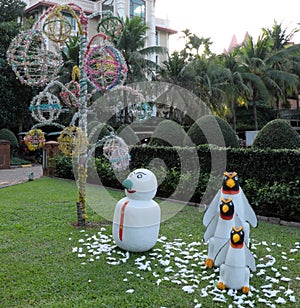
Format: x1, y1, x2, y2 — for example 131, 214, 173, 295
232, 233, 240, 243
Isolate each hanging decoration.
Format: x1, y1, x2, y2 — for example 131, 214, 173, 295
59, 80, 80, 108
84, 33, 128, 91
102, 134, 131, 170
57, 126, 88, 157
97, 15, 123, 38
24, 129, 46, 151
29, 91, 62, 124
6, 29, 62, 87
132, 102, 153, 121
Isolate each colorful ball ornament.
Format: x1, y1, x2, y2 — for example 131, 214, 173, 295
29, 91, 62, 124
42, 10, 73, 43
84, 34, 128, 91
58, 126, 88, 157
6, 29, 62, 87
103, 135, 130, 170
97, 15, 123, 38
59, 80, 80, 108
24, 129, 46, 151
133, 102, 153, 121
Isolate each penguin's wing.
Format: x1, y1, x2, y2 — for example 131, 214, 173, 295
203, 190, 221, 227
214, 240, 230, 266
203, 214, 218, 242
238, 188, 258, 228
245, 246, 256, 272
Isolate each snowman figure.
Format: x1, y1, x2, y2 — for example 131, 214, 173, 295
112, 168, 160, 252
214, 226, 256, 294
203, 197, 249, 268
203, 172, 257, 228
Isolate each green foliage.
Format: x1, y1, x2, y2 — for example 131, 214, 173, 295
253, 119, 300, 149
149, 120, 187, 146
0, 128, 18, 148
117, 124, 140, 146
186, 115, 240, 147
243, 179, 300, 221
51, 153, 74, 179
87, 121, 112, 142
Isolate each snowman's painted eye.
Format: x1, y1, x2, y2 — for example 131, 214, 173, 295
136, 171, 146, 179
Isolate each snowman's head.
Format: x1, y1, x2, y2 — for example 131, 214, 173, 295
122, 168, 158, 200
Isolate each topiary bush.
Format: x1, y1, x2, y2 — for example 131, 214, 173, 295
148, 120, 187, 146
185, 115, 240, 147
117, 124, 140, 146
0, 128, 18, 148
253, 119, 300, 149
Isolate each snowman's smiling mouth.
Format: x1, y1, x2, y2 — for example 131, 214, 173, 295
127, 189, 136, 194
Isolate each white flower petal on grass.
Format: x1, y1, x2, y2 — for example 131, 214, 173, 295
289, 248, 298, 253
126, 289, 134, 294
182, 285, 194, 293
72, 247, 78, 253
275, 297, 286, 304
280, 277, 291, 282
289, 296, 296, 302
261, 284, 273, 289
78, 239, 85, 243
78, 253, 86, 258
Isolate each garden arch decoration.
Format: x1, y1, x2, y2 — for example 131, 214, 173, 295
7, 3, 148, 226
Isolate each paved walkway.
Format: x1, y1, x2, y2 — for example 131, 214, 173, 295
0, 164, 43, 188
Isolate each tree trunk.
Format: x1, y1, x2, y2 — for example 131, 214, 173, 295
253, 101, 258, 131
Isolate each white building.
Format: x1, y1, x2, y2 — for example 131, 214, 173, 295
22, 0, 176, 64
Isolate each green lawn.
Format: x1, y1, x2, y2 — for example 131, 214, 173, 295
0, 177, 299, 307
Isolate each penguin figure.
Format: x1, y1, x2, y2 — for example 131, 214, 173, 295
203, 198, 249, 268
112, 168, 161, 252
214, 226, 256, 294
203, 172, 257, 228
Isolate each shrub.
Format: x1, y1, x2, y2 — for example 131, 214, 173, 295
185, 115, 240, 147
253, 119, 300, 149
0, 128, 18, 148
87, 121, 112, 142
148, 120, 187, 146
117, 124, 140, 146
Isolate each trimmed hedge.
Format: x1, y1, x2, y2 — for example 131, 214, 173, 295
253, 119, 300, 149
186, 115, 240, 148
0, 128, 18, 148
52, 145, 300, 222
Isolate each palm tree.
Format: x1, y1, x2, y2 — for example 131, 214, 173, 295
238, 35, 299, 130
115, 16, 167, 83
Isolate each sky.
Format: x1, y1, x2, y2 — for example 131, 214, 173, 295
155, 0, 300, 54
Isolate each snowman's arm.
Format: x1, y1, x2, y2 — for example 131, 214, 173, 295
203, 190, 220, 227
214, 240, 230, 266
239, 188, 258, 228
245, 245, 256, 272
203, 214, 218, 242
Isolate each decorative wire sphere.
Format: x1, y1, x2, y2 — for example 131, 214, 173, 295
59, 80, 80, 108
97, 15, 123, 38
57, 126, 88, 157
84, 34, 128, 91
133, 102, 153, 121
103, 135, 130, 170
43, 11, 73, 43
29, 91, 62, 124
6, 29, 62, 87
24, 129, 46, 151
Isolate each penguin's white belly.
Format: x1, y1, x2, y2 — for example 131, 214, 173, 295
112, 198, 161, 252
220, 264, 249, 289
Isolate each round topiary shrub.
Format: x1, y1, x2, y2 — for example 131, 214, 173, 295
117, 124, 140, 146
148, 120, 187, 146
253, 119, 300, 149
185, 115, 240, 147
87, 121, 112, 141
0, 128, 18, 148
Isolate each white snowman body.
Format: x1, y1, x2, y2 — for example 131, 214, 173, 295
112, 168, 161, 252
